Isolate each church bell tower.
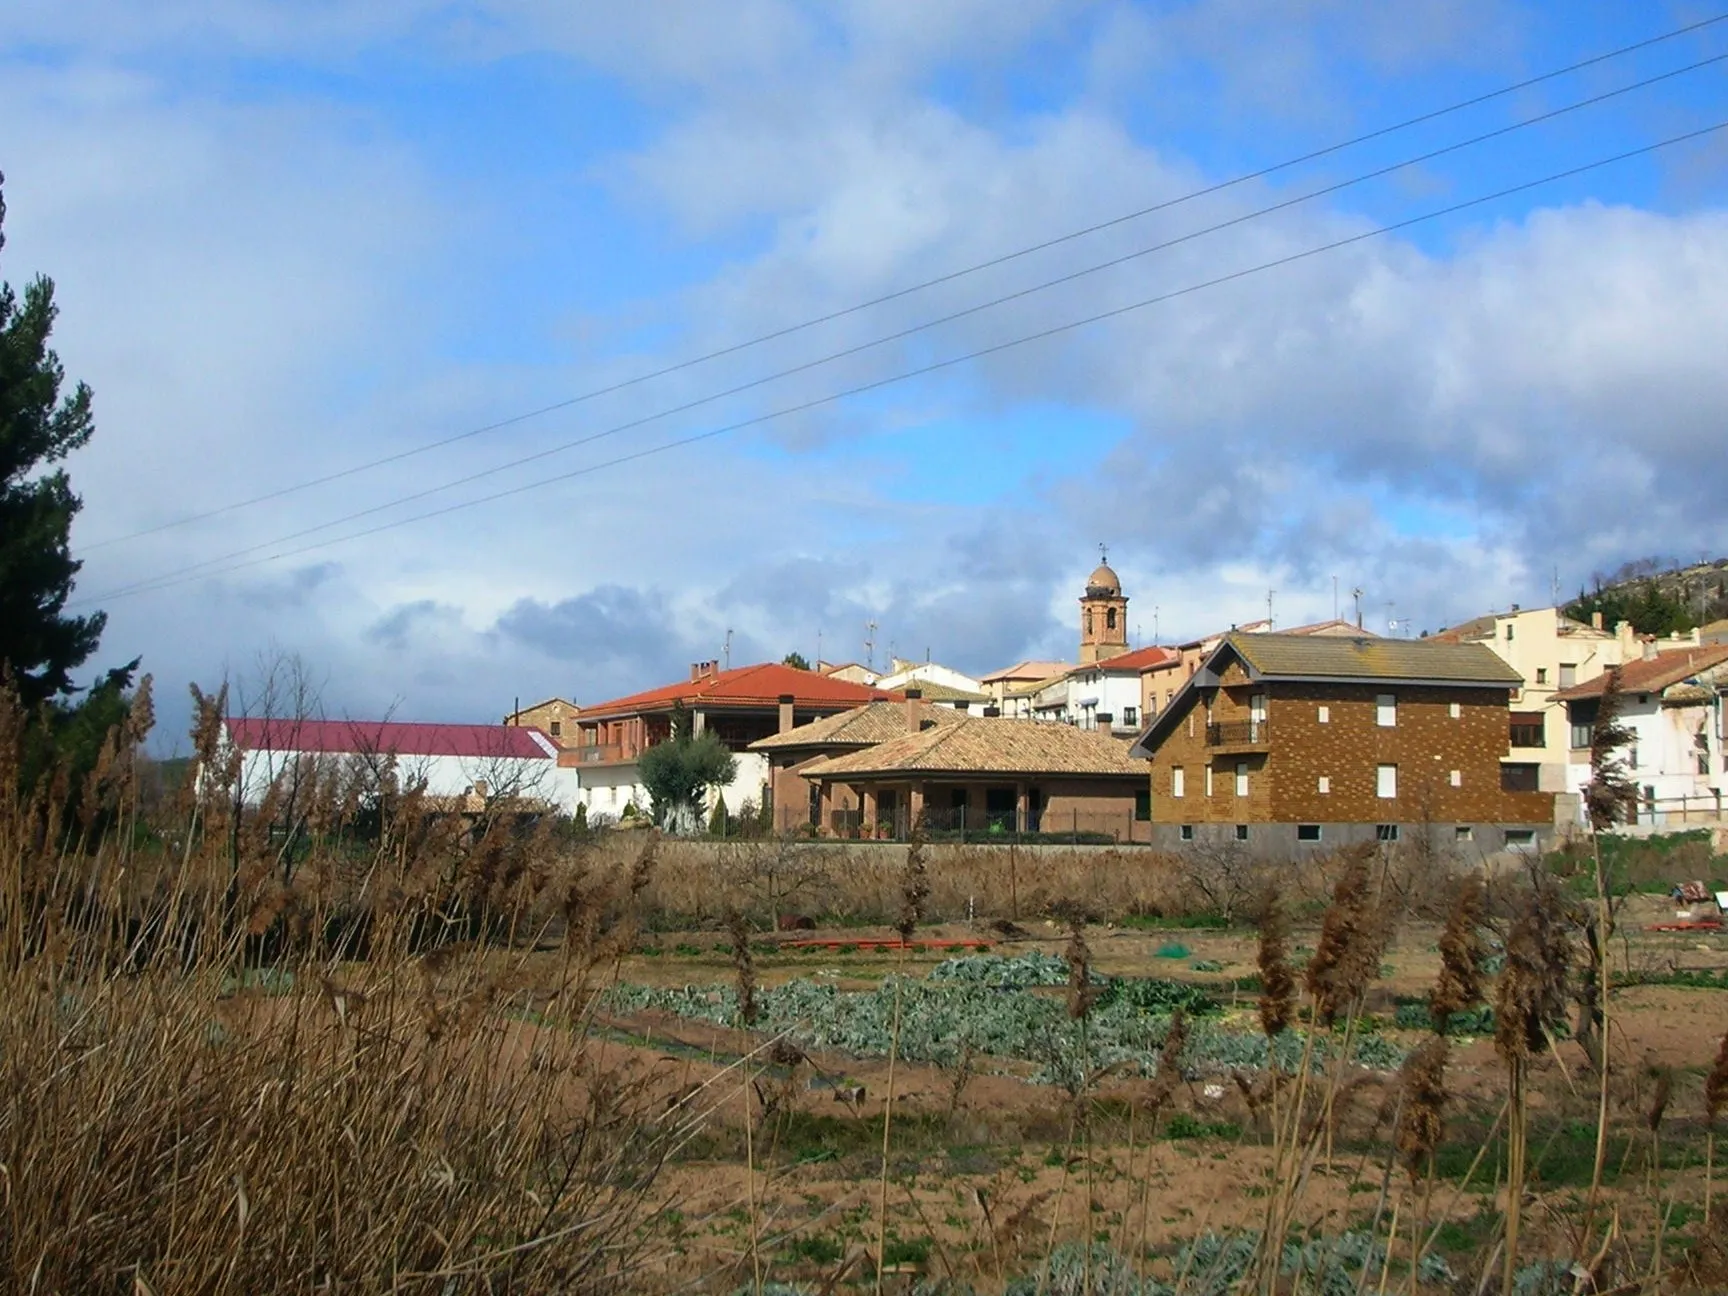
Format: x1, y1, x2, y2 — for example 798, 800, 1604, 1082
1079, 545, 1130, 664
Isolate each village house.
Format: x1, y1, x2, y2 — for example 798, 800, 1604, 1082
1031, 644, 1177, 733
1141, 618, 1371, 722
749, 693, 969, 833
1432, 606, 1713, 818
502, 696, 579, 748
873, 658, 993, 714
983, 660, 1072, 714
1555, 643, 1728, 826
794, 708, 1151, 841
1128, 633, 1556, 852
221, 717, 573, 812
565, 661, 894, 822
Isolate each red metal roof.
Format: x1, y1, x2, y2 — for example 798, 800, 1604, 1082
579, 662, 897, 720
224, 717, 557, 759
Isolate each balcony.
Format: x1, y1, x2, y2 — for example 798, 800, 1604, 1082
1205, 720, 1269, 751
573, 743, 629, 764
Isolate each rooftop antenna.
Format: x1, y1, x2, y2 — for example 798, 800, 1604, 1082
864, 619, 877, 671
1352, 587, 1364, 630
1332, 576, 1339, 622
1267, 588, 1276, 631
723, 628, 733, 670
816, 627, 823, 665
1552, 565, 1561, 608
1153, 605, 1160, 643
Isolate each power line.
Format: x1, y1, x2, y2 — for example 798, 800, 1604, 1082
75, 56, 1727, 601
81, 10, 1728, 553
79, 118, 1728, 607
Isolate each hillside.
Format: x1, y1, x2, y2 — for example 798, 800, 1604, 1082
1565, 555, 1728, 635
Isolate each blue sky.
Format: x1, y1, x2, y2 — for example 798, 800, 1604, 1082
2, 1, 1726, 742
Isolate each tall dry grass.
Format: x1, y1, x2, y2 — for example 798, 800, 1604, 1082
0, 676, 671, 1293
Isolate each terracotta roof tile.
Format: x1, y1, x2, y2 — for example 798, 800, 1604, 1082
580, 662, 894, 720
1552, 645, 1728, 701
981, 659, 1073, 684
750, 701, 968, 751
799, 717, 1144, 779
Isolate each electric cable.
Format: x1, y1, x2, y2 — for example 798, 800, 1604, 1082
76, 54, 1728, 600
78, 117, 1728, 607
79, 10, 1728, 552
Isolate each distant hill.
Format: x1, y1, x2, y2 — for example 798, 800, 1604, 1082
1565, 556, 1728, 636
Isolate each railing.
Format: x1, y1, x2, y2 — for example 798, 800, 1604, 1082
774, 804, 1155, 845
1205, 720, 1268, 746
573, 744, 628, 764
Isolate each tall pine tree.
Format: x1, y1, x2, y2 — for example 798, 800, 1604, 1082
0, 172, 106, 703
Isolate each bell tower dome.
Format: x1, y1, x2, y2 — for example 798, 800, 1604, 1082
1079, 545, 1130, 664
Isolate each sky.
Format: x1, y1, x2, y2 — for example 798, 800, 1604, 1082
2, 0, 1726, 745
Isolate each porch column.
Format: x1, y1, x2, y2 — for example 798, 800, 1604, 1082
909, 782, 926, 831
692, 709, 706, 736
1016, 781, 1029, 833
862, 787, 878, 830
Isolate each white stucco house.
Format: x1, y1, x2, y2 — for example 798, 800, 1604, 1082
1554, 643, 1728, 827
1028, 645, 1176, 735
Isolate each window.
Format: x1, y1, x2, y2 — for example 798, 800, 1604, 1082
1234, 824, 1249, 842
1629, 745, 1639, 770
1376, 764, 1397, 798
1123, 706, 1138, 727
1318, 776, 1330, 794
1171, 767, 1185, 798
549, 720, 562, 737
1449, 769, 1462, 788
1535, 668, 1548, 685
1449, 701, 1462, 719
1377, 694, 1397, 727
1504, 828, 1537, 850
1569, 698, 1598, 750
1505, 624, 1514, 641
1376, 824, 1400, 842
1084, 608, 1094, 635
1317, 704, 1330, 724
1500, 763, 1539, 793
1235, 762, 1249, 797
1296, 824, 1322, 842
1134, 789, 1152, 821
1558, 664, 1577, 689
1205, 766, 1214, 797
1179, 824, 1195, 841
1509, 712, 1545, 748
1454, 825, 1473, 842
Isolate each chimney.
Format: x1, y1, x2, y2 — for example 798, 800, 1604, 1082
983, 705, 1001, 718
904, 687, 923, 732
777, 693, 796, 734
1642, 637, 1658, 662
1591, 611, 1604, 631
690, 660, 718, 681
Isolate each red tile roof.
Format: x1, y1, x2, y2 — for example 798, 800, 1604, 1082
579, 662, 896, 720
225, 718, 559, 759
1093, 645, 1177, 672
1551, 645, 1728, 701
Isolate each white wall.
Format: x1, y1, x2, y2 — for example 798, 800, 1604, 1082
232, 747, 573, 808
